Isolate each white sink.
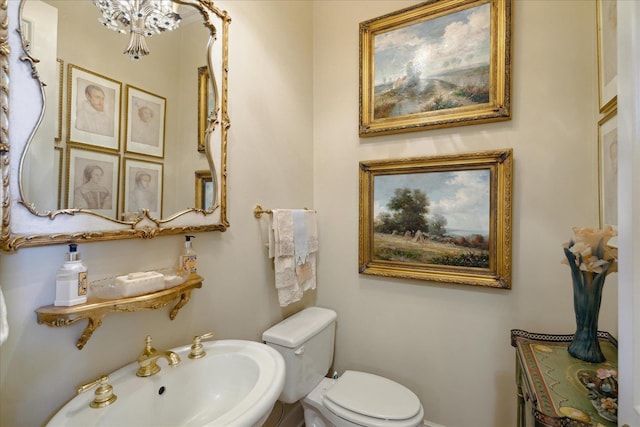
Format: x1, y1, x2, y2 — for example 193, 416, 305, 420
46, 340, 286, 427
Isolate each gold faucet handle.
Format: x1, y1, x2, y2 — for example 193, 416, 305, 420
139, 335, 156, 359
77, 375, 117, 408
189, 332, 215, 359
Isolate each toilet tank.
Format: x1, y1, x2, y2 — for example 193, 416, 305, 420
262, 307, 337, 404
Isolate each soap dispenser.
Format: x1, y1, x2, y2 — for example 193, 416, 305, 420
179, 235, 197, 275
54, 244, 88, 306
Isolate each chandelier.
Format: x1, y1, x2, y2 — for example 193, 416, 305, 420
93, 0, 182, 60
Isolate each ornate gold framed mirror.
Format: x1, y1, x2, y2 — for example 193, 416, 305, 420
0, 0, 230, 251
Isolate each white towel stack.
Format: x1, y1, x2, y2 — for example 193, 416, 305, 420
269, 209, 318, 307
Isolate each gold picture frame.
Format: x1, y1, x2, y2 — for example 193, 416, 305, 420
596, 0, 617, 113
55, 58, 63, 143
66, 145, 120, 218
122, 158, 164, 220
197, 65, 216, 153
67, 64, 122, 151
194, 170, 214, 210
124, 85, 166, 158
54, 146, 63, 210
359, 0, 512, 137
359, 149, 513, 288
597, 107, 617, 229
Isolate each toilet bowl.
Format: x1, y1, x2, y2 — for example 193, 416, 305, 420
262, 307, 424, 427
303, 371, 424, 427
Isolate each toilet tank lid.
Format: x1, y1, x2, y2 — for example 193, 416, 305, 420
262, 307, 337, 348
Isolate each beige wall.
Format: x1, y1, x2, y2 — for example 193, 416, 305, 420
0, 1, 618, 427
312, 1, 616, 426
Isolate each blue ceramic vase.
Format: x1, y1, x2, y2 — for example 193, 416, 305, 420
564, 247, 608, 363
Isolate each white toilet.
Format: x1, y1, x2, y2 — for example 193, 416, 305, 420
262, 307, 424, 427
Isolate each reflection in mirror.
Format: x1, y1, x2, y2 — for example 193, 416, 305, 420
2, 0, 230, 251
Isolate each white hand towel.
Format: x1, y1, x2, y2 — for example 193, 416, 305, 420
268, 214, 276, 259
0, 285, 8, 346
296, 253, 316, 291
274, 210, 294, 257
293, 210, 309, 265
306, 211, 318, 253
268, 209, 318, 307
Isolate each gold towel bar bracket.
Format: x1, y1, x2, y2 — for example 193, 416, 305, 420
254, 205, 272, 218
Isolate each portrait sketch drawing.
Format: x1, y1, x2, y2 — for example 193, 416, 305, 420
602, 123, 618, 226
128, 167, 159, 213
72, 158, 114, 210
125, 86, 166, 157
130, 96, 162, 147
75, 77, 116, 137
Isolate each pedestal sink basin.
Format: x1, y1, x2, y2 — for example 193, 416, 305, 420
46, 340, 285, 427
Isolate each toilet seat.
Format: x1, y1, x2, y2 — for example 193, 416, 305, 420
322, 371, 423, 427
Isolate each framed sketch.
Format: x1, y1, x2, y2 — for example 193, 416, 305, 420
125, 85, 166, 158
194, 170, 215, 210
598, 108, 618, 228
54, 146, 63, 210
359, 149, 513, 288
198, 66, 217, 153
596, 0, 617, 113
122, 158, 163, 219
67, 64, 121, 151
359, 0, 512, 137
20, 17, 33, 53
55, 58, 63, 143
66, 146, 119, 218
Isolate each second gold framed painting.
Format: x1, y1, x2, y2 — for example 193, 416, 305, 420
359, 0, 512, 137
359, 149, 513, 288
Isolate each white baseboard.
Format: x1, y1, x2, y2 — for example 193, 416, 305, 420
423, 420, 446, 427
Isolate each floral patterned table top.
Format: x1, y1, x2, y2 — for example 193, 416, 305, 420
516, 335, 617, 427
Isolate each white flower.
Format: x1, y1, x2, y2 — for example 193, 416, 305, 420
562, 225, 618, 276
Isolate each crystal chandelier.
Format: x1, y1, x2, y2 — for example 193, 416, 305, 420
93, 0, 181, 60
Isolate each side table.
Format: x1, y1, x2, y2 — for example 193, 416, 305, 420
510, 329, 618, 427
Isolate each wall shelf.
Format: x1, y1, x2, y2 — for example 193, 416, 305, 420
35, 274, 203, 350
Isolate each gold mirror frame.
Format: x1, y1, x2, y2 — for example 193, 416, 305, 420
0, 0, 230, 252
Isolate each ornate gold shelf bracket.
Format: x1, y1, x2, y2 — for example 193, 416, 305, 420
36, 275, 203, 350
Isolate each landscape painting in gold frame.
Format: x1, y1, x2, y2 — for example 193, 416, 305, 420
359, 0, 512, 137
359, 149, 513, 288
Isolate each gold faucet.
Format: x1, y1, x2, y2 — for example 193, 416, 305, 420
77, 375, 117, 408
136, 335, 181, 377
189, 332, 215, 359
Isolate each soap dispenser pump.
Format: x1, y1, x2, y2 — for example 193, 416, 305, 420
54, 243, 88, 306
179, 235, 197, 275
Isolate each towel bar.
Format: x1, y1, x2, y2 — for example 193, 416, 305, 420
253, 205, 315, 219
